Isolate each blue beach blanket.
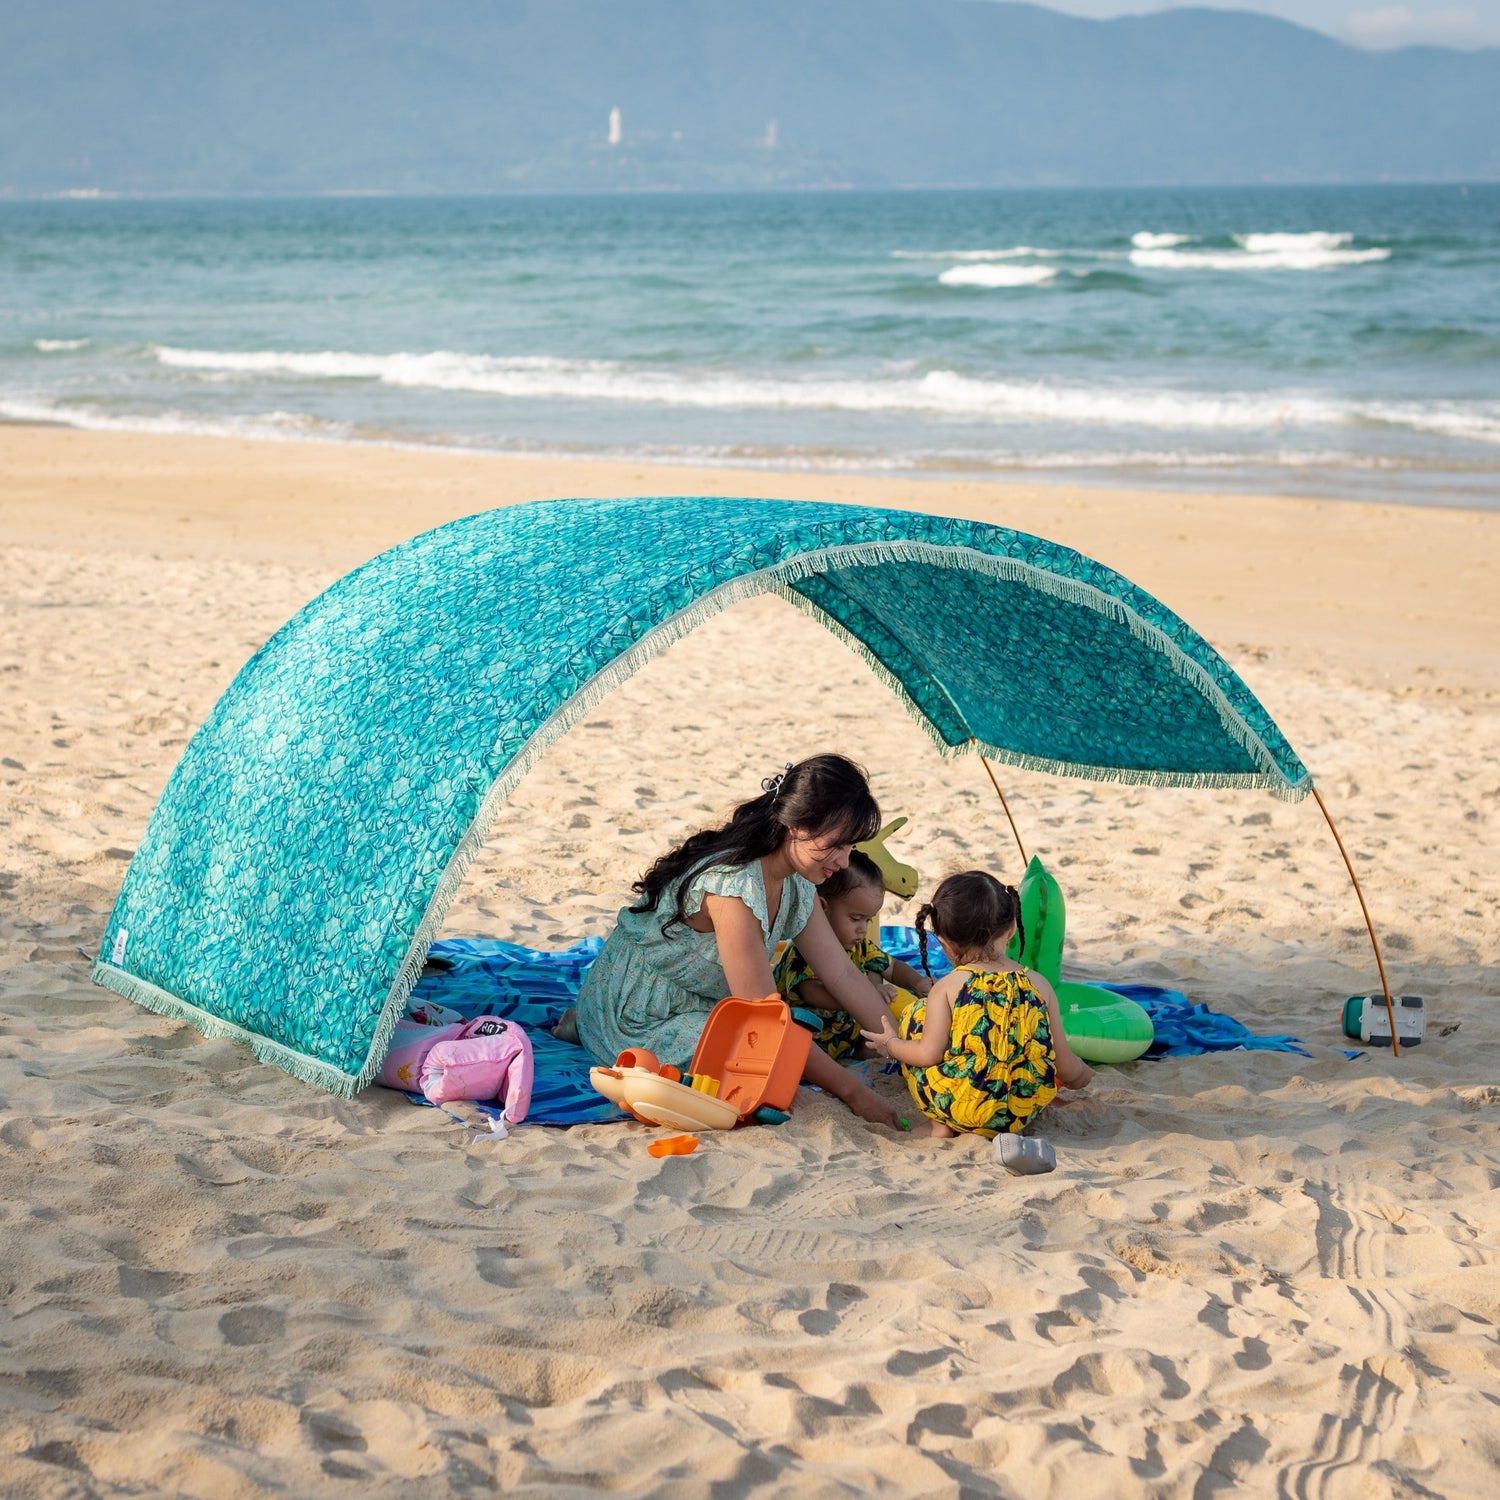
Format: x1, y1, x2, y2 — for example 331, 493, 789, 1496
1097, 983, 1310, 1059
405, 929, 1307, 1125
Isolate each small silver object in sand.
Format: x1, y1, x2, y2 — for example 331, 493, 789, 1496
995, 1135, 1056, 1175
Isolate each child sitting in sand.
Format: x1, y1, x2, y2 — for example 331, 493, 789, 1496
860, 869, 1093, 1137
775, 850, 932, 1061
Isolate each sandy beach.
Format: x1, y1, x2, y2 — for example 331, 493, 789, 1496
2, 424, 1497, 1497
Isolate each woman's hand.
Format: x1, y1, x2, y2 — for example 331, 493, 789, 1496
842, 1080, 905, 1130
801, 1041, 904, 1129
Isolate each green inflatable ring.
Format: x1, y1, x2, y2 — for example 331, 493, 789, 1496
1007, 855, 1154, 1065
1054, 981, 1154, 1065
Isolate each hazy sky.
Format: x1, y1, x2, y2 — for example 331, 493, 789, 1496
1037, 2, 1500, 49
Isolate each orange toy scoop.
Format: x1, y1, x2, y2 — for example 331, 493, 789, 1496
647, 1134, 699, 1158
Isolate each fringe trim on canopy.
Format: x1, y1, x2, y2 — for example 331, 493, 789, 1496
775, 583, 1301, 795
771, 537, 1309, 796
363, 533, 1308, 1095
91, 960, 359, 1094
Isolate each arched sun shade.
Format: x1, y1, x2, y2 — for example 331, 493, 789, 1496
93, 497, 1309, 1095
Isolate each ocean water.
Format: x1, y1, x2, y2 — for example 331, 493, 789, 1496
1, 185, 1497, 506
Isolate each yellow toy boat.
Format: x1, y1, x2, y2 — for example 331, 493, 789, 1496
589, 1064, 740, 1131
589, 997, 813, 1129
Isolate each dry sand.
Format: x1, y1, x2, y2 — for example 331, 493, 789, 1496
2, 425, 1497, 1497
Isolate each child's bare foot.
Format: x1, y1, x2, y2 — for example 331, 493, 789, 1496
922, 1119, 956, 1138
551, 1006, 580, 1044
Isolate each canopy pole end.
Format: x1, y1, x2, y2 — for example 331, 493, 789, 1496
1311, 785, 1399, 1058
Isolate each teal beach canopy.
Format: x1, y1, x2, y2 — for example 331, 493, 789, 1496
93, 497, 1310, 1095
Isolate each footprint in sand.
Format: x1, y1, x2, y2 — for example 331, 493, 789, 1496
218, 1304, 286, 1346
798, 1281, 868, 1336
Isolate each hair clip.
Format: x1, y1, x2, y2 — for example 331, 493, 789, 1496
761, 761, 793, 798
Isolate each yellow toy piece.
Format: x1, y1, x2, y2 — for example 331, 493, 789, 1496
887, 986, 921, 1026
857, 816, 919, 898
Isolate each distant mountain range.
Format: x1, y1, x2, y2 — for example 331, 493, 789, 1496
2, 1, 1497, 194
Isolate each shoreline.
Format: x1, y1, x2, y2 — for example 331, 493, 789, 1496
4, 422, 1497, 697
6, 414, 1495, 518
5, 413, 1495, 517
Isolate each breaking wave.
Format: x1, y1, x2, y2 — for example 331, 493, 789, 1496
137, 345, 1500, 442
937, 264, 1058, 288
0, 395, 349, 442
893, 247, 1058, 261
1132, 230, 1391, 271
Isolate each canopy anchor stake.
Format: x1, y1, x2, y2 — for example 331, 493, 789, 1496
977, 751, 1028, 868
1311, 785, 1399, 1057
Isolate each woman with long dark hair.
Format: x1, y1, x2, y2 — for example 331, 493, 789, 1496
572, 753, 904, 1128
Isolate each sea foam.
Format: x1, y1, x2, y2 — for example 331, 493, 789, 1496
1131, 230, 1390, 271
1131, 232, 1193, 249
893, 247, 1056, 261
0, 395, 348, 443
937, 264, 1058, 288
34, 338, 90, 352
139, 344, 1500, 442
1237, 231, 1352, 253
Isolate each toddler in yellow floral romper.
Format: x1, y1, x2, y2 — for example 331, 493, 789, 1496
861, 869, 1093, 1137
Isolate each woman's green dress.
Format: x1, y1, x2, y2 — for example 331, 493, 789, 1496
576, 861, 816, 1069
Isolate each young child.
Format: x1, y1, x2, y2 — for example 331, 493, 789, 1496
860, 869, 1093, 1138
775, 850, 932, 1061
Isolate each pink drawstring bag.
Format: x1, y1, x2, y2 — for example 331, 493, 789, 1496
380, 1016, 535, 1123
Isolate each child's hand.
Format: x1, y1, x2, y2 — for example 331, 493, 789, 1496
859, 1014, 899, 1059
879, 979, 900, 1002
1064, 1061, 1095, 1090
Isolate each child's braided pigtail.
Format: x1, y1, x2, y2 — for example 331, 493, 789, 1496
1007, 884, 1025, 963
915, 902, 936, 977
